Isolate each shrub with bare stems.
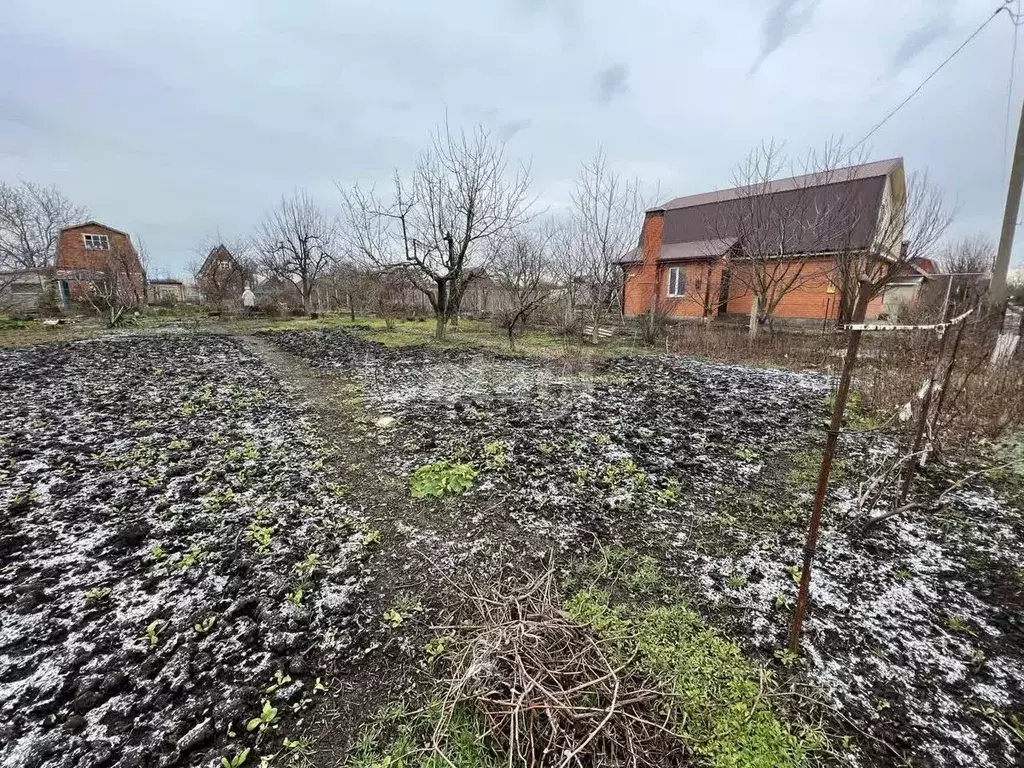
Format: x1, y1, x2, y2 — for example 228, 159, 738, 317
428, 569, 692, 768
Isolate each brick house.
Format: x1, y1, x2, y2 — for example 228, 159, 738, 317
54, 222, 145, 307
621, 158, 920, 324
196, 244, 249, 306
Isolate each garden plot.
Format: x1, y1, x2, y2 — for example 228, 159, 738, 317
0, 334, 369, 768
266, 328, 1024, 768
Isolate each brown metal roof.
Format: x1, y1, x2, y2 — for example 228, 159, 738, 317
618, 237, 740, 265
651, 158, 902, 212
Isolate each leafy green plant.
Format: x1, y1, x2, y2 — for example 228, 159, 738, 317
84, 587, 111, 601
482, 441, 509, 469
425, 636, 451, 664
593, 434, 612, 446
944, 615, 973, 634
194, 616, 216, 633
734, 446, 760, 462
144, 620, 164, 647
150, 545, 167, 563
178, 544, 207, 569
409, 461, 477, 499
248, 522, 274, 555
362, 529, 381, 547
294, 552, 320, 577
893, 568, 913, 582
246, 700, 279, 732
784, 564, 802, 584
383, 609, 404, 628
572, 467, 589, 486
286, 587, 304, 606
220, 747, 250, 768
969, 649, 987, 672
266, 669, 293, 694
727, 574, 748, 590
658, 480, 682, 503
774, 648, 800, 668
168, 439, 187, 450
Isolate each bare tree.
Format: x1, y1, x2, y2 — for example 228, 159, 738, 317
491, 228, 554, 349
86, 239, 147, 326
706, 140, 867, 337
0, 180, 87, 271
940, 234, 994, 275
190, 236, 253, 308
341, 124, 533, 339
255, 191, 337, 314
571, 150, 646, 343
831, 169, 954, 323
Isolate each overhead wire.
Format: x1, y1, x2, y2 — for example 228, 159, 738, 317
849, 0, 1016, 155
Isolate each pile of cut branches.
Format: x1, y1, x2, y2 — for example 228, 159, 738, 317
430, 569, 693, 768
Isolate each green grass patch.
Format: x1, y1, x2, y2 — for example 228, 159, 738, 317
565, 549, 820, 768
348, 701, 501, 768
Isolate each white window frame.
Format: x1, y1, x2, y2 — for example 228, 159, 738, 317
83, 234, 110, 250
667, 266, 685, 297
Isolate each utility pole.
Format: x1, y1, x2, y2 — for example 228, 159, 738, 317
992, 93, 1024, 307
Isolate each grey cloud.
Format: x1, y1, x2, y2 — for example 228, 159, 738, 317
749, 0, 820, 76
888, 17, 951, 76
497, 119, 532, 141
595, 63, 629, 105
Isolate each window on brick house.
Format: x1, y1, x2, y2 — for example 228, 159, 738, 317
83, 234, 110, 250
667, 267, 685, 297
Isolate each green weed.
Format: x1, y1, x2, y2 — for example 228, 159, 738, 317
410, 461, 477, 499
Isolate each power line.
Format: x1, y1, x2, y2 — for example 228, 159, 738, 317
851, 1, 1015, 154
1002, 0, 1022, 187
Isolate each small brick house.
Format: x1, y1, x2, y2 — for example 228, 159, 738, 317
621, 158, 919, 324
54, 221, 145, 306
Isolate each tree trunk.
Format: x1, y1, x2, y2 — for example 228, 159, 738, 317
748, 296, 760, 340
347, 292, 356, 322
435, 280, 448, 340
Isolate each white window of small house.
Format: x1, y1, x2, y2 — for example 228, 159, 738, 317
83, 234, 110, 250
667, 267, 684, 297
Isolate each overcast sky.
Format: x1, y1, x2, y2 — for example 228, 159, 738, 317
1, 0, 1021, 276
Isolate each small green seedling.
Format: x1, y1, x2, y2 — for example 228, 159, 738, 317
194, 616, 216, 633
727, 574, 747, 590
425, 636, 451, 664
774, 648, 800, 668
84, 587, 112, 602
482, 440, 508, 469
383, 609, 404, 627
734, 446, 760, 462
150, 545, 167, 563
893, 568, 913, 582
593, 434, 612, 446
246, 700, 279, 732
362, 529, 381, 548
970, 649, 987, 672
220, 748, 250, 768
943, 616, 972, 634
313, 677, 328, 693
286, 587, 304, 606
265, 669, 293, 694
294, 552, 319, 577
248, 523, 273, 555
784, 564, 802, 584
179, 544, 206, 569
144, 620, 164, 647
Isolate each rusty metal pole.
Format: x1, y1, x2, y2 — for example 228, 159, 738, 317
788, 276, 872, 654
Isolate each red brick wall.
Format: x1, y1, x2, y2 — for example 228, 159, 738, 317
623, 212, 663, 317
624, 254, 885, 322
55, 225, 145, 301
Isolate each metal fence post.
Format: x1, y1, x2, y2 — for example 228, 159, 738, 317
788, 275, 872, 654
